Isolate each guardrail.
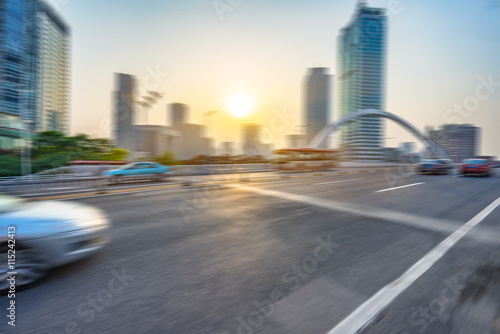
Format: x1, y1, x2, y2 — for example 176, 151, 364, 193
0, 164, 274, 196
2, 162, 441, 197
0, 164, 271, 182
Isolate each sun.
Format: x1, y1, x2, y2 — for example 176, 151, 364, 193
226, 94, 255, 118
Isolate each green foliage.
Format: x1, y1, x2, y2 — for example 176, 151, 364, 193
154, 152, 180, 165
1, 131, 129, 176
32, 153, 72, 172
0, 155, 21, 177
101, 148, 129, 161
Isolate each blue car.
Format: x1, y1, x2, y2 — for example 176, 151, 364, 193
105, 162, 172, 183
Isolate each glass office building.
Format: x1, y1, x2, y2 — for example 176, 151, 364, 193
36, 1, 71, 134
338, 1, 387, 160
0, 0, 70, 149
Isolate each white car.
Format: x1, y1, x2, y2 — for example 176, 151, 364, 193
0, 194, 110, 290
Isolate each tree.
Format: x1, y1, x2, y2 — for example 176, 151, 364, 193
154, 152, 179, 165
0, 155, 21, 177
102, 148, 129, 161
0, 131, 130, 176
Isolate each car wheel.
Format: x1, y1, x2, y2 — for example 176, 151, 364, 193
155, 173, 164, 182
0, 248, 46, 291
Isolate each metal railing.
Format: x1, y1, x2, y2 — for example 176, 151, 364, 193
0, 163, 274, 197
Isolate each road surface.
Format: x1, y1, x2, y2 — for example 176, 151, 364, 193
2, 169, 500, 333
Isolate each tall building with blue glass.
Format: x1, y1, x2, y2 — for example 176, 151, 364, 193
0, 0, 70, 149
338, 1, 387, 160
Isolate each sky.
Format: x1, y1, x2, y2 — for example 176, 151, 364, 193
48, 0, 500, 156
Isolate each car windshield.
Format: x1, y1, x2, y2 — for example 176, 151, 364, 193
0, 193, 25, 212
118, 163, 136, 170
464, 159, 486, 164
422, 160, 438, 164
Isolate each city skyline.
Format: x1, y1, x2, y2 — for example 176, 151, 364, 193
4, 2, 500, 333
48, 0, 500, 156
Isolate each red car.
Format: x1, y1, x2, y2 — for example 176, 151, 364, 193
458, 159, 492, 177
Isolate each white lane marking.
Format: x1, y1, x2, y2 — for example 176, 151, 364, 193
375, 182, 425, 193
228, 184, 460, 236
316, 179, 360, 185
327, 195, 500, 334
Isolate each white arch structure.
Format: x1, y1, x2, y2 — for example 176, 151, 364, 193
309, 109, 449, 160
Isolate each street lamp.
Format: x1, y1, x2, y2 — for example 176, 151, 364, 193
137, 91, 165, 125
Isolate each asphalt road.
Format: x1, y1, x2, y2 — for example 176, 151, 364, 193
2, 169, 500, 334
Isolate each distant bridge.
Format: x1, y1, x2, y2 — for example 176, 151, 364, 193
309, 109, 449, 160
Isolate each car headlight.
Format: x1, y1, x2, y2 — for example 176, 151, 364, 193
55, 215, 109, 233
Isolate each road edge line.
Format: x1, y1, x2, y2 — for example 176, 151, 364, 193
326, 195, 500, 334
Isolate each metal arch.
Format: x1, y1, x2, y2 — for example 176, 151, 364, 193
308, 109, 449, 160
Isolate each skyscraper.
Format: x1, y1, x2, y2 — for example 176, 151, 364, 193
113, 73, 137, 152
169, 103, 188, 128
305, 68, 331, 147
338, 1, 387, 160
0, 0, 71, 149
36, 1, 71, 134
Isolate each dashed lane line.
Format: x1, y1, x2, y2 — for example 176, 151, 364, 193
375, 182, 425, 193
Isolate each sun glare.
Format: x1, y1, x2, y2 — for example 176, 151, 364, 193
226, 94, 255, 118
